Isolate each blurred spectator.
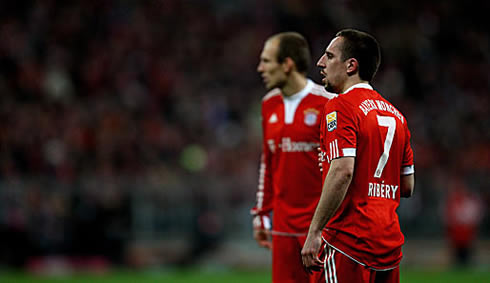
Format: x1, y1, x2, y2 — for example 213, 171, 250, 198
444, 177, 483, 267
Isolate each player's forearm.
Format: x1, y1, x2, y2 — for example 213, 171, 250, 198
253, 152, 274, 214
308, 159, 353, 234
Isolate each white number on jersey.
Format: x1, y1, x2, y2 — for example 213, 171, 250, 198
374, 115, 396, 178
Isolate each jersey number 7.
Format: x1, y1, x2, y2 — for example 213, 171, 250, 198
374, 115, 396, 178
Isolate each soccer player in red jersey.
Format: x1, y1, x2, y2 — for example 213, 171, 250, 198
301, 29, 415, 283
251, 32, 335, 283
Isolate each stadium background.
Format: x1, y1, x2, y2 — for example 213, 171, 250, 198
0, 0, 489, 281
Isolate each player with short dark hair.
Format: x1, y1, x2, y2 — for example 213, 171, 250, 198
334, 29, 381, 82
275, 32, 312, 75
252, 32, 335, 283
301, 29, 415, 283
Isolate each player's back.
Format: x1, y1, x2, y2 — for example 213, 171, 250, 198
349, 87, 409, 238
322, 86, 412, 268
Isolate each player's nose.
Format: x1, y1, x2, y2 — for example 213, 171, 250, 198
316, 54, 326, 68
257, 63, 263, 72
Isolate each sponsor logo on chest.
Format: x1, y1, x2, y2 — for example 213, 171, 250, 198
268, 137, 318, 153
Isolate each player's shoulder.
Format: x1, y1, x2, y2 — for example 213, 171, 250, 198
376, 92, 409, 125
338, 86, 373, 104
309, 82, 336, 100
322, 91, 357, 114
262, 88, 281, 103
324, 91, 345, 106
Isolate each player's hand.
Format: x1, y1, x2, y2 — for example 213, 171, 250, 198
253, 229, 272, 249
301, 230, 323, 273
317, 147, 325, 172
252, 215, 272, 249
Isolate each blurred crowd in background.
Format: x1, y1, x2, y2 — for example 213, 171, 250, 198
0, 0, 488, 269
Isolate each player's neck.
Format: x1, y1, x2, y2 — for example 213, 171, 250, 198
340, 77, 368, 94
281, 73, 307, 97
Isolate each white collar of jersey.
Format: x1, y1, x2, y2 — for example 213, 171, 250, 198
283, 79, 313, 101
282, 79, 313, 124
342, 83, 373, 94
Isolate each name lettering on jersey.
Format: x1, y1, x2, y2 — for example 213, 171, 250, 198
269, 137, 318, 153
326, 111, 337, 131
368, 181, 399, 200
359, 99, 404, 124
303, 108, 319, 126
268, 113, 278, 123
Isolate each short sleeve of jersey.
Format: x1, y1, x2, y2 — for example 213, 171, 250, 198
322, 98, 357, 162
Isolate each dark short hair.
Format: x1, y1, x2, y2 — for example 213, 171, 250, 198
271, 32, 311, 74
336, 29, 381, 81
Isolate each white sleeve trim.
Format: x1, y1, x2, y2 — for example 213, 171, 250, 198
342, 148, 356, 157
401, 165, 415, 175
262, 215, 271, 230
253, 215, 271, 230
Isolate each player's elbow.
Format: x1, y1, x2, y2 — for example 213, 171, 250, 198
330, 157, 354, 184
400, 174, 415, 198
338, 167, 353, 182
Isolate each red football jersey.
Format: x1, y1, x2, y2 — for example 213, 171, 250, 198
252, 80, 335, 235
320, 83, 414, 269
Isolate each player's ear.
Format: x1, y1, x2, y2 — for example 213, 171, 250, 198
283, 57, 295, 73
346, 58, 358, 76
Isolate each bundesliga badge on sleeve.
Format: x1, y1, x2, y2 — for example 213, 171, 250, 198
303, 108, 319, 126
327, 111, 337, 131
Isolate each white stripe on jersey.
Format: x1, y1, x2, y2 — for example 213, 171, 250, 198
328, 139, 340, 161
325, 246, 338, 283
334, 139, 339, 159
327, 142, 357, 162
256, 155, 266, 209
330, 248, 338, 283
325, 246, 331, 283
323, 244, 328, 282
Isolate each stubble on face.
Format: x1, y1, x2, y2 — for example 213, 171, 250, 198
324, 82, 335, 93
322, 37, 345, 94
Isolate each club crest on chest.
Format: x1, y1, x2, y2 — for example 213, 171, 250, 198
303, 108, 319, 126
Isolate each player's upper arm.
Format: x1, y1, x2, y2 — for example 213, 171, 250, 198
322, 98, 358, 163
400, 120, 415, 198
400, 174, 414, 198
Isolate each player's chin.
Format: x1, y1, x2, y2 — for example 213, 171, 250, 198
325, 83, 335, 93
264, 80, 275, 89
265, 79, 281, 90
